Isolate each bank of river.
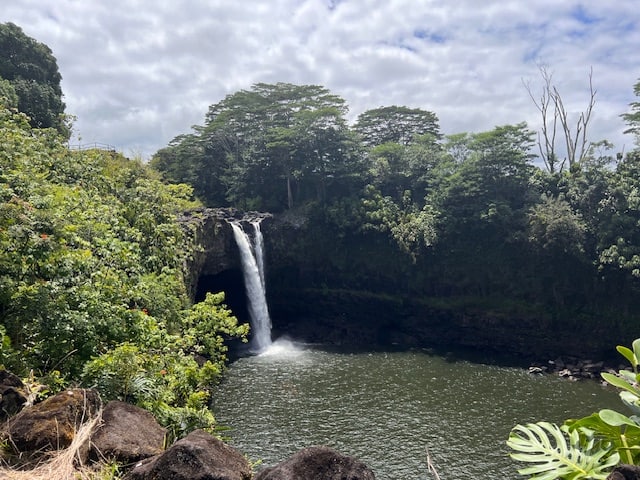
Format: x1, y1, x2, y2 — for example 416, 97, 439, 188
212, 342, 622, 479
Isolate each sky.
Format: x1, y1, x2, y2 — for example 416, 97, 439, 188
3, 1, 640, 160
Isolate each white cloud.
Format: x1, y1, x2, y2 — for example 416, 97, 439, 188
3, 0, 639, 159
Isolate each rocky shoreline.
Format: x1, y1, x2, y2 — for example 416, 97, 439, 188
0, 371, 375, 480
528, 355, 623, 382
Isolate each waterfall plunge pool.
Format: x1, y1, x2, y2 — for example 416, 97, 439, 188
212, 341, 622, 479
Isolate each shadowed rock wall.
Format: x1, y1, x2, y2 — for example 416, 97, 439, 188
183, 208, 625, 364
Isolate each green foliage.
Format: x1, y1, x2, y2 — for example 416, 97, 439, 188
0, 77, 18, 108
0, 22, 67, 136
361, 185, 436, 260
527, 194, 586, 255
153, 82, 361, 211
621, 78, 640, 144
154, 80, 640, 332
0, 103, 250, 442
354, 105, 441, 147
82, 292, 248, 441
507, 422, 618, 479
596, 152, 640, 279
0, 325, 17, 371
0, 103, 208, 376
509, 339, 640, 478
567, 410, 640, 465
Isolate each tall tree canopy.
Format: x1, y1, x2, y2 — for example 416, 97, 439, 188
153, 83, 361, 210
621, 77, 640, 144
354, 105, 440, 148
0, 22, 67, 136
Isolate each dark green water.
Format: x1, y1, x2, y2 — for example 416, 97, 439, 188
212, 341, 621, 479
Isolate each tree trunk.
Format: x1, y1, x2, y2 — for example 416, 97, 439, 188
287, 174, 293, 209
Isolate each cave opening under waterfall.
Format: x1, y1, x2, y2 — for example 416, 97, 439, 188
195, 269, 249, 327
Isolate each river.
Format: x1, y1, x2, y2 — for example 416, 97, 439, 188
212, 341, 622, 479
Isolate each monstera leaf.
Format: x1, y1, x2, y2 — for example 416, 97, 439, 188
601, 339, 640, 416
507, 421, 619, 480
567, 409, 640, 465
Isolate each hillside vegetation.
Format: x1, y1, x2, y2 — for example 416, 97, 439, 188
153, 81, 640, 335
0, 104, 248, 438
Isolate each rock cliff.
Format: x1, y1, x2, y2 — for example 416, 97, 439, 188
183, 208, 623, 364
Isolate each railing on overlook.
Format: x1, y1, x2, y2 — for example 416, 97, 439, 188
68, 142, 117, 152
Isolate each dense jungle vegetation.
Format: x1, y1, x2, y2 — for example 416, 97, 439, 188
0, 22, 249, 440
152, 79, 640, 334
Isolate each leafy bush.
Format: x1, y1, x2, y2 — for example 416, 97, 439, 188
82, 292, 248, 440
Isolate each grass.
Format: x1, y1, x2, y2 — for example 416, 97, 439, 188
0, 409, 122, 480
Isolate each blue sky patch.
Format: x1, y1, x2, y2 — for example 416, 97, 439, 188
414, 29, 447, 44
570, 4, 600, 25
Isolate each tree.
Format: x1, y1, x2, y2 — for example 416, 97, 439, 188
0, 22, 67, 136
524, 66, 596, 172
526, 194, 590, 305
439, 123, 536, 230
597, 151, 640, 280
151, 132, 230, 207
156, 83, 360, 211
0, 77, 18, 108
429, 123, 537, 296
621, 77, 640, 145
354, 105, 440, 148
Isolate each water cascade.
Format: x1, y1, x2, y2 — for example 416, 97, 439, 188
252, 221, 266, 290
229, 221, 272, 352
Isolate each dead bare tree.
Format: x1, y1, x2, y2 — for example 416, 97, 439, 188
524, 66, 596, 173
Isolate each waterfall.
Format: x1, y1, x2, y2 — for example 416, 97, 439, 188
252, 221, 266, 291
230, 221, 272, 352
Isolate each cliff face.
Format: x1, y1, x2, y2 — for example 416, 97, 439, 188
184, 208, 623, 363
181, 208, 273, 296
180, 208, 240, 298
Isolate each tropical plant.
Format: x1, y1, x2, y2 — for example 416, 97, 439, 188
508, 422, 619, 479
508, 338, 640, 478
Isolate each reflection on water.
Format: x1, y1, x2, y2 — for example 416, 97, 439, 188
212, 343, 621, 479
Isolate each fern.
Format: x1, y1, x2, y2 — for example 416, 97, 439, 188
507, 421, 619, 480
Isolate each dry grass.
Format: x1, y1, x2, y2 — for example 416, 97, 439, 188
426, 447, 442, 480
0, 411, 112, 480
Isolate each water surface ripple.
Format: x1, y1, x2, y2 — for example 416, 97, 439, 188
212, 346, 620, 479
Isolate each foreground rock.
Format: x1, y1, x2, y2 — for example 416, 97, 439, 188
255, 446, 376, 480
608, 465, 640, 480
127, 429, 252, 480
3, 388, 101, 453
91, 400, 166, 464
0, 370, 27, 420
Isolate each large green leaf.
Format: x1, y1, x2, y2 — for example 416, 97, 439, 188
507, 421, 619, 479
599, 409, 640, 428
632, 338, 640, 368
567, 410, 640, 465
601, 372, 640, 398
617, 345, 638, 370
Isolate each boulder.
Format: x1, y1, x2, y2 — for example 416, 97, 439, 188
3, 388, 101, 453
91, 400, 166, 464
608, 465, 640, 480
255, 446, 376, 480
127, 429, 252, 480
0, 370, 27, 420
